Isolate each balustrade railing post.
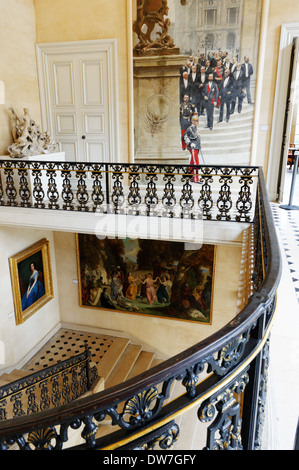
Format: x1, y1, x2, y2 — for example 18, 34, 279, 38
105, 163, 110, 208
84, 342, 92, 391
241, 348, 263, 449
241, 294, 269, 449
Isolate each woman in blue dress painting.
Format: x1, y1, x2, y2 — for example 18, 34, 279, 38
21, 262, 44, 311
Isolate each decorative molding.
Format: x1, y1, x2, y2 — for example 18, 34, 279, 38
0, 206, 245, 246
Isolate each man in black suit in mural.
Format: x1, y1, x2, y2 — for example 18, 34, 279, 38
180, 94, 196, 150
203, 73, 219, 130
241, 56, 254, 104
180, 71, 191, 103
204, 59, 213, 76
188, 65, 200, 110
198, 66, 208, 115
180, 60, 192, 76
231, 63, 245, 114
218, 68, 233, 123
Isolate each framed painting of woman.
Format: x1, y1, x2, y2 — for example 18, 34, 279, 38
9, 238, 53, 325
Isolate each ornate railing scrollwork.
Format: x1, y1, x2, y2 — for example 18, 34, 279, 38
32, 163, 45, 208
145, 168, 159, 215
162, 170, 176, 217
121, 387, 162, 428
236, 176, 254, 222
179, 168, 194, 216
46, 166, 60, 209
198, 369, 250, 450
18, 167, 32, 207
216, 174, 233, 220
111, 165, 125, 212
128, 167, 142, 213
61, 164, 74, 210
75, 165, 89, 211
131, 421, 180, 450
198, 168, 214, 219
4, 166, 18, 206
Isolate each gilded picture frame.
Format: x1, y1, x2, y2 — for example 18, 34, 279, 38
9, 238, 53, 325
76, 234, 216, 325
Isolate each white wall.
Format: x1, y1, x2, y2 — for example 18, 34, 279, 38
0, 0, 41, 155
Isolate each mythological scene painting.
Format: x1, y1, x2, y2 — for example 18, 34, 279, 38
77, 234, 215, 324
133, 0, 261, 166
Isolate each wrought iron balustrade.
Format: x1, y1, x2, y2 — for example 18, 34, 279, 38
0, 166, 281, 451
0, 344, 97, 423
0, 160, 258, 222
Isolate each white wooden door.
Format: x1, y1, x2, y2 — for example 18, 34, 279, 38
36, 40, 119, 164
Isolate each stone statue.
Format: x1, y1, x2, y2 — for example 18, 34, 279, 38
133, 0, 179, 56
8, 106, 58, 158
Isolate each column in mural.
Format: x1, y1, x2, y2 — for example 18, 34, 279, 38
133, 0, 261, 166
133, 0, 185, 163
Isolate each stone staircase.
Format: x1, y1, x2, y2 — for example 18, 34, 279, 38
0, 328, 201, 450
0, 329, 162, 389
196, 101, 254, 166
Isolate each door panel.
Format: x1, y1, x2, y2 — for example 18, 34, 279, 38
81, 60, 104, 106
79, 53, 109, 163
59, 141, 78, 161
85, 141, 106, 162
56, 113, 77, 134
53, 62, 76, 107
84, 113, 104, 134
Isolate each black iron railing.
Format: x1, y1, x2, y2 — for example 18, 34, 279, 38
0, 163, 281, 450
0, 344, 97, 422
0, 160, 258, 222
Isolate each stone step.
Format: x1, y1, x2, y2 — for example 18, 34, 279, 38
199, 113, 253, 128
126, 350, 155, 380
104, 343, 143, 389
202, 141, 251, 152
200, 153, 251, 164
201, 127, 252, 138
96, 336, 131, 382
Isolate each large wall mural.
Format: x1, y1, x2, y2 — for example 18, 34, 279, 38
133, 0, 261, 166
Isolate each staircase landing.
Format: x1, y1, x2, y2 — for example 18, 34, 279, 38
24, 328, 116, 371
2, 328, 162, 390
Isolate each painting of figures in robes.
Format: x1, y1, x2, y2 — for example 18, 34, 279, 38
76, 235, 215, 324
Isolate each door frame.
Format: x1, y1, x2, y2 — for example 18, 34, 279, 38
267, 23, 299, 201
36, 39, 120, 163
